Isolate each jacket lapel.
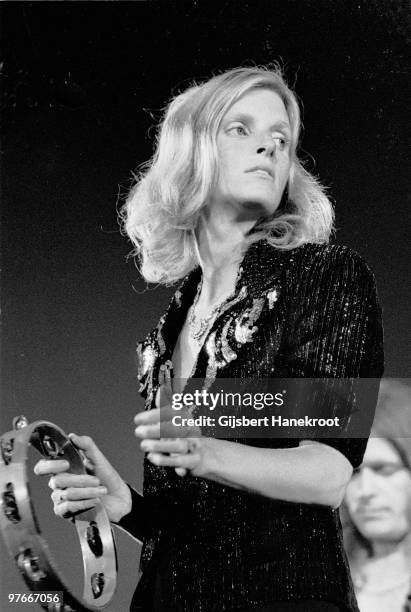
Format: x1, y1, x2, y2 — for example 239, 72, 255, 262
137, 240, 293, 400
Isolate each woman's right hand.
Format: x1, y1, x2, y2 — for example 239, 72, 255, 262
34, 433, 132, 523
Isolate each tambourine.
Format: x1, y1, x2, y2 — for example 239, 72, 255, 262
0, 417, 117, 611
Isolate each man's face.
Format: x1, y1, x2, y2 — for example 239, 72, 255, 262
345, 438, 411, 545
208, 88, 292, 218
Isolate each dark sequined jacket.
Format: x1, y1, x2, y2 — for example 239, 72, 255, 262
118, 240, 384, 612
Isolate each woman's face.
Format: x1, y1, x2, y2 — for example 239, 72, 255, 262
209, 88, 292, 217
345, 438, 411, 546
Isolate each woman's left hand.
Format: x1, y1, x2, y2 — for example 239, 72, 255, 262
137, 434, 205, 478
134, 366, 206, 477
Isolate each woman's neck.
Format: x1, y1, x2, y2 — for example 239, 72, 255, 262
195, 205, 256, 305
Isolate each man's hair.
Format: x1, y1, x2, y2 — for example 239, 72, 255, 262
342, 379, 411, 570
121, 65, 334, 284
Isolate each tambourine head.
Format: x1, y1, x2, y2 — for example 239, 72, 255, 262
0, 417, 117, 611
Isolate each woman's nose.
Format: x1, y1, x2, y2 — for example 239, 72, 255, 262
256, 138, 276, 157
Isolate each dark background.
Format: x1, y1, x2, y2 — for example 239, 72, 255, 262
1, 1, 410, 610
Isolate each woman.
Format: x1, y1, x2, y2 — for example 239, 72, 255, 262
344, 380, 411, 612
35, 66, 384, 611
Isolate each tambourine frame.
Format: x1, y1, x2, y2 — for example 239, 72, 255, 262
0, 417, 117, 611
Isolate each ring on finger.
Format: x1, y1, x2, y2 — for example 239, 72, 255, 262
186, 439, 196, 454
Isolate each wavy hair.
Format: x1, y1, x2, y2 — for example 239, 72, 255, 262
121, 65, 334, 284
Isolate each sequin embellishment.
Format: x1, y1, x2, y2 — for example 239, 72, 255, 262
205, 295, 265, 385
266, 288, 279, 309
136, 342, 157, 396
220, 318, 238, 362
137, 343, 156, 377
156, 315, 167, 355
234, 297, 265, 344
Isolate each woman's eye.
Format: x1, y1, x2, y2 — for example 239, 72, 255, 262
229, 125, 248, 136
273, 136, 289, 150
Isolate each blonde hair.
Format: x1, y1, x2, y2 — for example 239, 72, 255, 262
121, 65, 334, 284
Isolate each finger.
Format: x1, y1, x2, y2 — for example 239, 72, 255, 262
175, 467, 188, 477
158, 365, 166, 388
158, 385, 173, 409
134, 405, 176, 426
134, 408, 161, 426
137, 421, 202, 439
168, 423, 202, 438
163, 363, 174, 397
68, 433, 101, 458
48, 473, 101, 491
34, 459, 70, 476
159, 360, 173, 386
134, 423, 161, 440
51, 486, 107, 504
156, 377, 173, 409
140, 439, 193, 454
83, 457, 96, 472
147, 451, 199, 469
164, 363, 172, 382
135, 422, 183, 439
68, 434, 112, 474
54, 499, 100, 519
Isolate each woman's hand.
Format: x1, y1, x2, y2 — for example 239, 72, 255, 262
134, 366, 206, 477
34, 434, 132, 523
138, 432, 208, 478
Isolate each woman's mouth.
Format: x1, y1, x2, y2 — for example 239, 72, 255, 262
248, 169, 273, 180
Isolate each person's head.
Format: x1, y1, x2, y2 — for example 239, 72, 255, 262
345, 438, 411, 549
122, 65, 334, 284
344, 380, 411, 559
210, 87, 292, 220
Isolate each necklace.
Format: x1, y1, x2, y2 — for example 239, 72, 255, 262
187, 280, 229, 343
